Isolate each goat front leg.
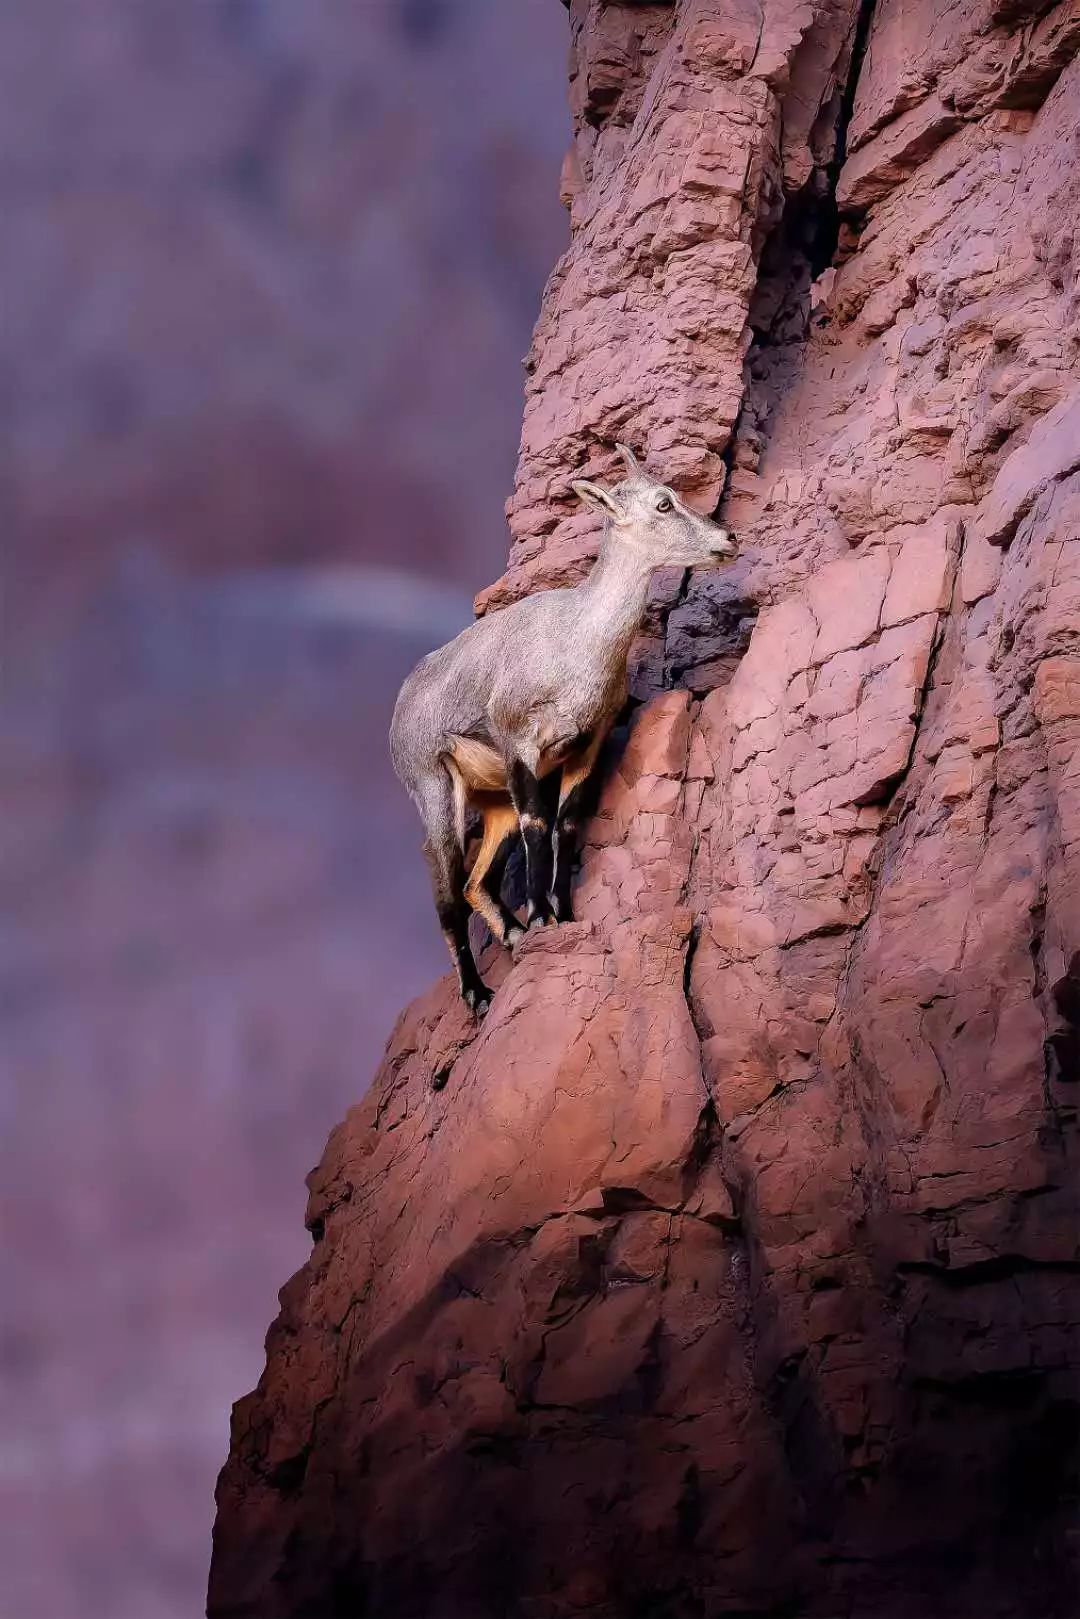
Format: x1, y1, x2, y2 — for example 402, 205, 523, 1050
551, 735, 602, 923
508, 759, 555, 928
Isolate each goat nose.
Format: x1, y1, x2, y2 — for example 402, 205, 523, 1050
710, 530, 737, 555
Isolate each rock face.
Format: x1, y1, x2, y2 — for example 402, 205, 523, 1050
210, 2, 1080, 1615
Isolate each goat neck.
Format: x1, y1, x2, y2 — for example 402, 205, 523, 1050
576, 521, 658, 656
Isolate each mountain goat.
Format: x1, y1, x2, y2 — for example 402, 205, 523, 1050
390, 444, 737, 1013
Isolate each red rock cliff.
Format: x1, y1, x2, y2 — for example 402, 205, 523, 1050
209, 3, 1080, 1614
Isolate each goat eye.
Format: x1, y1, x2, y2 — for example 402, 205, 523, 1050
655, 495, 673, 513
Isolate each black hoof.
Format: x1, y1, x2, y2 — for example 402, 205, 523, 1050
463, 984, 492, 1018
526, 900, 554, 930
548, 893, 573, 924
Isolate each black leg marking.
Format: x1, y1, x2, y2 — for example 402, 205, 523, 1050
432, 873, 490, 1015
549, 737, 601, 925
435, 900, 489, 1013
508, 760, 554, 928
418, 768, 491, 1014
484, 829, 523, 943
463, 799, 522, 948
551, 777, 588, 923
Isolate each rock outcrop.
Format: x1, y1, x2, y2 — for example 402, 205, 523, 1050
210, 3, 1080, 1615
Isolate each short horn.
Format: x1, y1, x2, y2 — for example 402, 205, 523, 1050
615, 441, 639, 476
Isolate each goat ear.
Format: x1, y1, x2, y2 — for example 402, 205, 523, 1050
572, 479, 622, 520
615, 441, 640, 477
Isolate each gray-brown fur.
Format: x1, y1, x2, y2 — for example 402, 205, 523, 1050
389, 444, 737, 1013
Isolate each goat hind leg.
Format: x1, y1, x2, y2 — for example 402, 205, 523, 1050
418, 774, 491, 1015
464, 799, 523, 947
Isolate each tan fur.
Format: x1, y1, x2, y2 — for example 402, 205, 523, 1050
447, 736, 508, 793
464, 799, 520, 939
454, 738, 596, 933
447, 732, 590, 799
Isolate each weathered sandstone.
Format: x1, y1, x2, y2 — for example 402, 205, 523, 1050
211, 2, 1080, 1614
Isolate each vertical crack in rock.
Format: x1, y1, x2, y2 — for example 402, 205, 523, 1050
826, 0, 881, 227
733, 0, 880, 496
1048, 950, 1080, 1089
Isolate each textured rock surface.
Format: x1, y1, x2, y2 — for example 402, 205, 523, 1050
211, 2, 1080, 1614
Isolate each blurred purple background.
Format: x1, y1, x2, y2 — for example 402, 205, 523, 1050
0, 5, 567, 1614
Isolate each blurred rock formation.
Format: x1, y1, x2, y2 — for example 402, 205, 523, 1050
0, 3, 566, 1615
212, 2, 1080, 1614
